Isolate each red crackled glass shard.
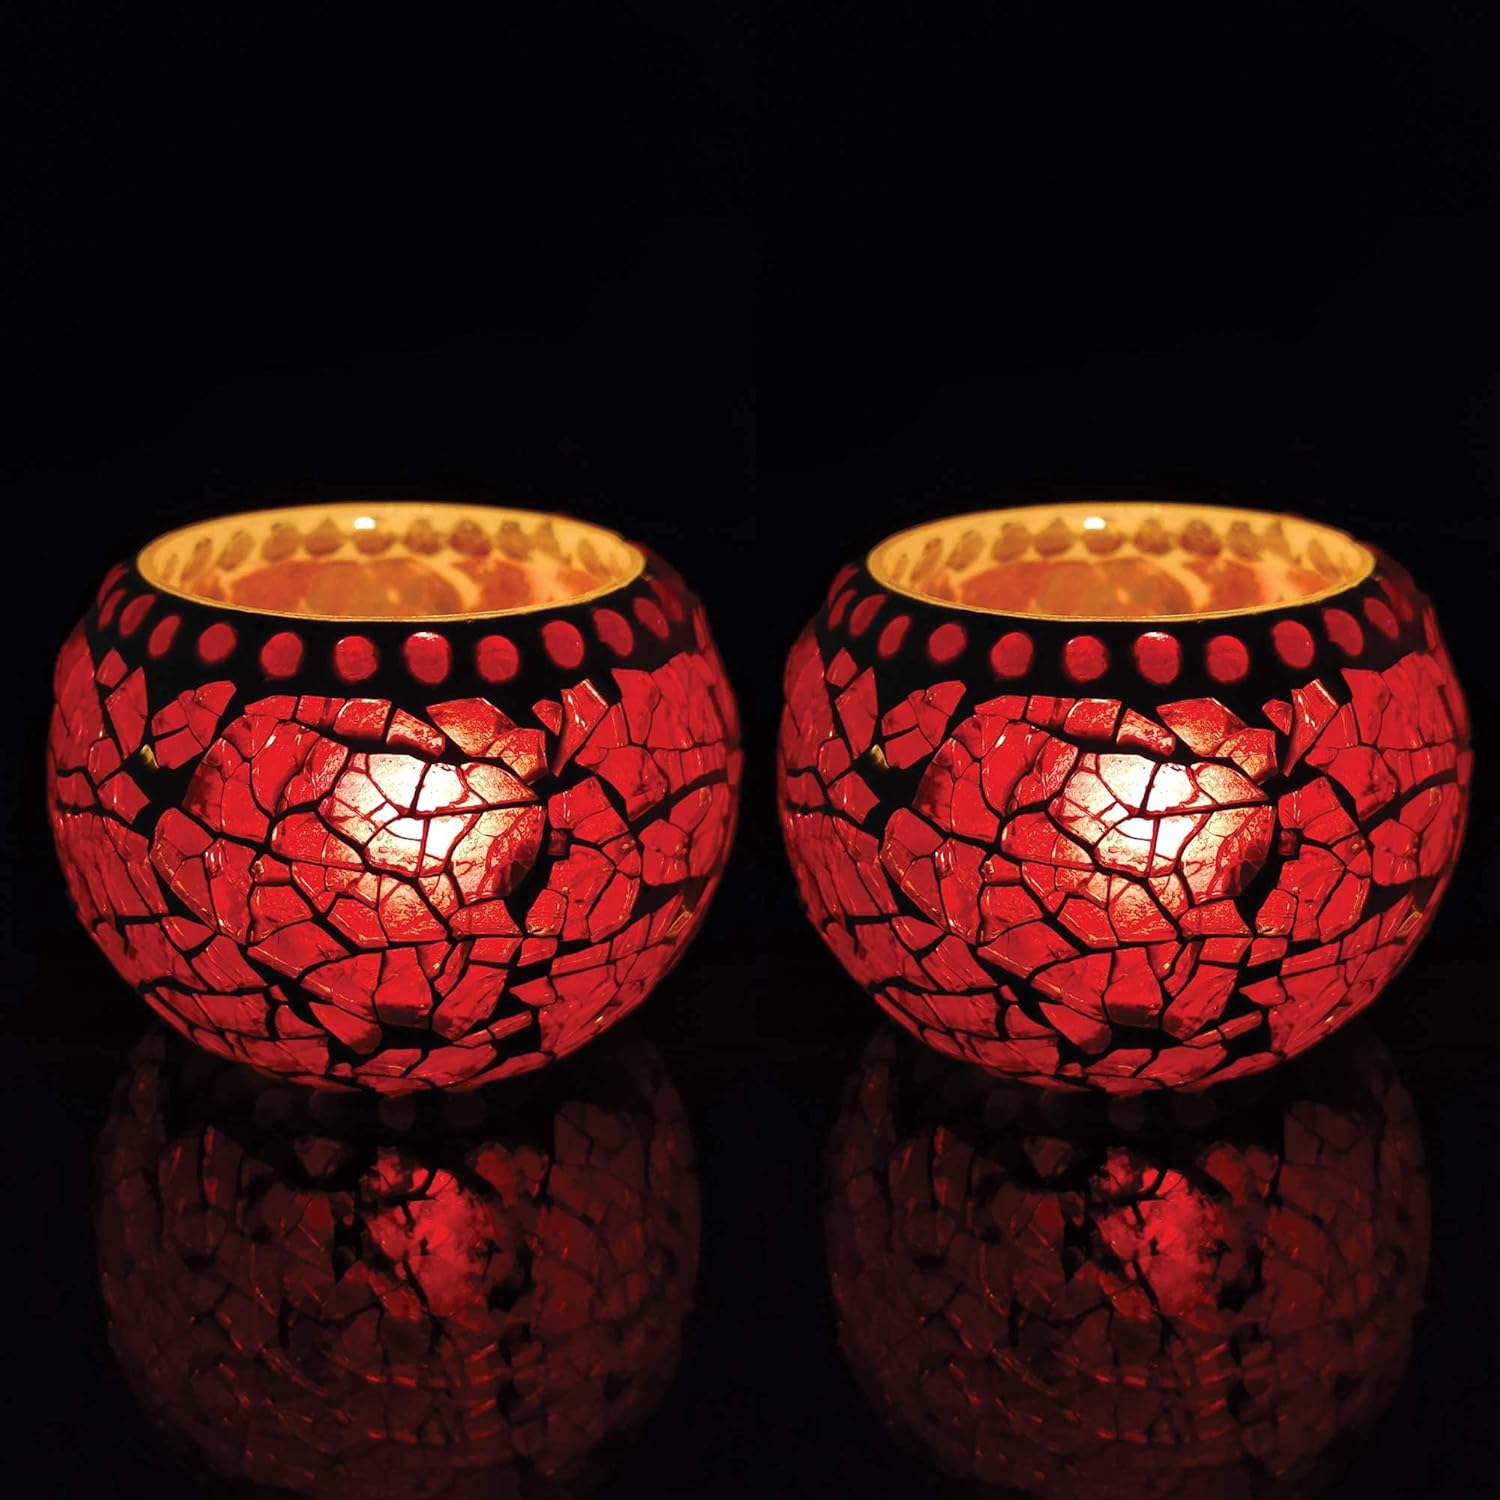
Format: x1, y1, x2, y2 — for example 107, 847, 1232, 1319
825, 1028, 1429, 1496
95, 1029, 700, 1499
780, 507, 1470, 1092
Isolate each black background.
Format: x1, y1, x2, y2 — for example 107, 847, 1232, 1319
2, 4, 1498, 1496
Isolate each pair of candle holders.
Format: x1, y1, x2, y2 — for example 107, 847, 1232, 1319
49, 500, 1470, 1096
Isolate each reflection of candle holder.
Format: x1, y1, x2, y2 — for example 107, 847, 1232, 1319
94, 1023, 700, 1497
825, 1024, 1429, 1498
780, 503, 1469, 1091
49, 502, 742, 1091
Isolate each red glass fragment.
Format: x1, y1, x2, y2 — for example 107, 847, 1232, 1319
541, 618, 586, 669
848, 592, 885, 636
1322, 605, 1364, 656
989, 629, 1034, 678
474, 632, 520, 682
196, 622, 237, 664
402, 630, 452, 684
1271, 618, 1315, 668
96, 562, 129, 604
1365, 595, 1400, 638
1204, 631, 1250, 682
258, 629, 304, 679
99, 588, 126, 627
146, 614, 180, 658
1132, 630, 1181, 684
634, 595, 671, 637
927, 621, 967, 664
592, 605, 635, 656
118, 593, 155, 636
1063, 634, 1109, 682
877, 613, 911, 658
333, 633, 379, 682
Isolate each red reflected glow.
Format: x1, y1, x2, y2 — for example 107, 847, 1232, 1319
96, 1028, 699, 1498
826, 1027, 1429, 1497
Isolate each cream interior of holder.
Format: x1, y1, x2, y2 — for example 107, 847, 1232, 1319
138, 503, 644, 620
867, 503, 1374, 620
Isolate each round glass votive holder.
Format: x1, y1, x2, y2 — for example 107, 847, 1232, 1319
778, 501, 1469, 1092
49, 502, 741, 1090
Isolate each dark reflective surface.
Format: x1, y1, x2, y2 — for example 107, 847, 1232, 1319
1, 941, 1498, 1498
93, 1027, 698, 1499
826, 1027, 1427, 1498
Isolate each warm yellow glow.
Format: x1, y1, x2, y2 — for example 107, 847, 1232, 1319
867, 502, 1374, 621
138, 502, 645, 622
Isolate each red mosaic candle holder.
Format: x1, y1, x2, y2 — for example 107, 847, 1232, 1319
779, 502, 1470, 1092
49, 502, 742, 1091
825, 1027, 1428, 1496
96, 1027, 699, 1497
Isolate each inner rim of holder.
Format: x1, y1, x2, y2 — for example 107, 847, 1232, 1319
137, 502, 646, 622
867, 502, 1375, 622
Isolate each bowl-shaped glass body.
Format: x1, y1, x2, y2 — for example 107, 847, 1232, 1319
779, 502, 1469, 1092
97, 1026, 698, 1498
826, 1026, 1428, 1497
49, 503, 741, 1091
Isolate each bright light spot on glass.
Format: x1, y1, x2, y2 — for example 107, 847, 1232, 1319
353, 516, 377, 531
1083, 516, 1106, 531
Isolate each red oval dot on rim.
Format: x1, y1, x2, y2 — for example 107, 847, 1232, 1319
826, 562, 859, 603
1379, 575, 1417, 622
541, 619, 586, 670
146, 614, 180, 659
927, 621, 967, 664
475, 634, 520, 683
95, 564, 128, 606
847, 593, 886, 637
403, 631, 452, 685
259, 630, 305, 679
633, 596, 670, 639
649, 576, 687, 622
1271, 619, 1316, 669
1132, 631, 1181, 685
197, 621, 237, 665
334, 634, 379, 683
828, 588, 857, 629
1063, 635, 1109, 683
1204, 633, 1250, 683
1322, 607, 1365, 657
98, 589, 126, 628
118, 594, 155, 637
990, 630, 1034, 679
593, 607, 635, 657
1363, 596, 1400, 639
876, 614, 910, 658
